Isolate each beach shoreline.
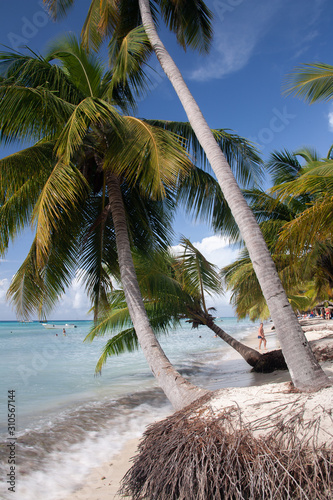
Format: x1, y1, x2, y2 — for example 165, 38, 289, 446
61, 318, 333, 500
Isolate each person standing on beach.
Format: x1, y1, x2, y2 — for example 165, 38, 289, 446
258, 322, 267, 350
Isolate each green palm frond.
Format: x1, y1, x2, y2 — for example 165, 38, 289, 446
158, 0, 213, 53
86, 291, 180, 372
78, 195, 116, 319
105, 116, 192, 199
212, 129, 263, 187
107, 25, 152, 101
134, 249, 185, 305
221, 252, 267, 320
295, 147, 320, 164
55, 97, 123, 164
146, 121, 263, 186
0, 51, 81, 104
85, 294, 132, 343
266, 149, 302, 185
0, 141, 58, 254
176, 237, 222, 314
122, 184, 176, 252
32, 162, 88, 266
7, 221, 80, 320
43, 0, 76, 20
46, 33, 106, 98
284, 62, 333, 103
0, 83, 75, 145
277, 197, 333, 254
81, 0, 118, 51
288, 294, 313, 313
95, 329, 140, 370
7, 240, 45, 320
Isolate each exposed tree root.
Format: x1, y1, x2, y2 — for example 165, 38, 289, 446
252, 342, 333, 373
252, 349, 287, 372
120, 394, 333, 499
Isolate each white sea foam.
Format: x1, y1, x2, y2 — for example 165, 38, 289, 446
0, 317, 258, 499
0, 401, 171, 500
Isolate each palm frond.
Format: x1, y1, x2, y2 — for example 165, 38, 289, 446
55, 97, 123, 164
284, 62, 333, 103
176, 237, 223, 313
0, 51, 81, 104
107, 25, 153, 102
158, 0, 213, 53
78, 195, 116, 319
0, 141, 57, 254
81, 0, 118, 51
46, 33, 105, 98
7, 240, 45, 320
146, 121, 263, 187
105, 116, 192, 199
0, 83, 75, 145
266, 149, 302, 185
43, 0, 75, 20
32, 162, 88, 266
277, 197, 333, 254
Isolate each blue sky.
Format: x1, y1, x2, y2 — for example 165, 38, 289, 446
1, 0, 333, 320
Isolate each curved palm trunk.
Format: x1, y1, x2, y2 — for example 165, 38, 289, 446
139, 0, 330, 391
106, 172, 208, 409
206, 320, 261, 367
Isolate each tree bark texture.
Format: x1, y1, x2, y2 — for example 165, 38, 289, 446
206, 320, 262, 367
106, 172, 208, 409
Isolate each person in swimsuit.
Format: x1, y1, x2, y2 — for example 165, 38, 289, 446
258, 322, 267, 350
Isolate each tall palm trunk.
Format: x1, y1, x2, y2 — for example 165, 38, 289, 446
205, 320, 261, 367
138, 0, 330, 391
105, 172, 208, 409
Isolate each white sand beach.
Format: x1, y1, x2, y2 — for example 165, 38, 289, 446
61, 318, 333, 500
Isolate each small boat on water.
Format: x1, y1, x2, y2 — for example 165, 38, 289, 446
42, 323, 77, 330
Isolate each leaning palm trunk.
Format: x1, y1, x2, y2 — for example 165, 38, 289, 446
106, 172, 207, 409
138, 0, 330, 391
205, 320, 261, 367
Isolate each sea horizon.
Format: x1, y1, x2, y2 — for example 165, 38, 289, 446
1, 316, 262, 500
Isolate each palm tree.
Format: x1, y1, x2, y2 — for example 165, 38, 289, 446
43, 0, 330, 391
272, 147, 333, 303
86, 237, 261, 372
1, 34, 262, 409
0, 35, 209, 409
222, 148, 333, 318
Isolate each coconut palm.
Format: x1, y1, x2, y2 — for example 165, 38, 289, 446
222, 148, 333, 318
86, 237, 261, 372
0, 33, 263, 408
272, 147, 333, 303
0, 34, 210, 409
43, 0, 330, 391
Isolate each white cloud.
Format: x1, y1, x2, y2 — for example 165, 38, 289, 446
328, 107, 333, 132
188, 0, 326, 82
0, 278, 9, 303
189, 1, 282, 82
192, 235, 239, 268
173, 235, 239, 269
55, 273, 92, 319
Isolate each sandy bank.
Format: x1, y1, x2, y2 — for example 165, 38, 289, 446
61, 320, 333, 500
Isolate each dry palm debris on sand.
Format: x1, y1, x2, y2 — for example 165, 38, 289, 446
120, 387, 333, 500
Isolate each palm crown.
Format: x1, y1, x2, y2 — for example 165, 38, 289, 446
0, 34, 191, 319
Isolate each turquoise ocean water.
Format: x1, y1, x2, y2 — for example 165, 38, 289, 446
0, 317, 261, 499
